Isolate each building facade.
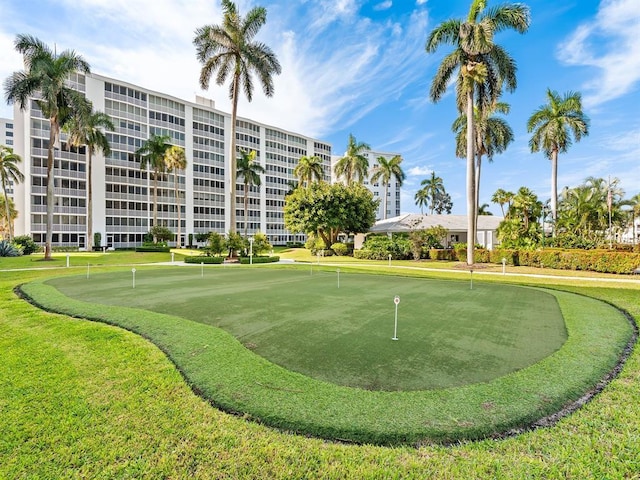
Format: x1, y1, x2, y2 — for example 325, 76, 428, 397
331, 149, 402, 220
11, 73, 332, 249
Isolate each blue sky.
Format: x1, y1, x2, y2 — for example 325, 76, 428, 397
1, 0, 638, 215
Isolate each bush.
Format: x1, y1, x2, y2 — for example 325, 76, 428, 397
489, 248, 520, 266
428, 249, 456, 261
286, 241, 304, 248
13, 235, 40, 255
51, 246, 79, 253
331, 242, 349, 256
239, 256, 280, 264
356, 235, 411, 260
0, 240, 22, 257
184, 256, 224, 264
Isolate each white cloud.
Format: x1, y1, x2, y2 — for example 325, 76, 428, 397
408, 165, 433, 176
374, 1, 392, 11
416, 0, 428, 5
557, 0, 640, 107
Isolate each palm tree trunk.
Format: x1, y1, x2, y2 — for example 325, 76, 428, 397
244, 181, 249, 239
153, 172, 158, 242
475, 152, 482, 233
383, 182, 389, 219
45, 117, 59, 260
466, 90, 476, 266
2, 183, 12, 241
551, 149, 558, 237
229, 75, 240, 234
87, 149, 93, 251
175, 170, 181, 248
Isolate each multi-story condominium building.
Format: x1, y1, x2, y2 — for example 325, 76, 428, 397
0, 118, 16, 202
11, 73, 332, 249
331, 150, 402, 220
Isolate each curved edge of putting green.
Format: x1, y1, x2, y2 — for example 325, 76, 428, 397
18, 277, 635, 446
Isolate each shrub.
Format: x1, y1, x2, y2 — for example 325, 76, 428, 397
239, 256, 280, 264
356, 235, 411, 260
184, 256, 224, 264
0, 240, 22, 257
251, 232, 272, 256
93, 232, 102, 249
331, 242, 348, 256
286, 241, 304, 248
428, 249, 456, 261
13, 235, 40, 255
149, 226, 174, 243
489, 248, 520, 266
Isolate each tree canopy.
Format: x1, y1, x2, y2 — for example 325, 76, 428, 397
284, 182, 378, 248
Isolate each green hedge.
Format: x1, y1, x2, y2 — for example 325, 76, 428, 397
239, 256, 280, 264
135, 246, 170, 253
428, 249, 456, 261
184, 256, 224, 264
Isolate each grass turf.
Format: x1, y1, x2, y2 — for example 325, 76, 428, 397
20, 264, 632, 445
1, 262, 639, 477
45, 267, 567, 391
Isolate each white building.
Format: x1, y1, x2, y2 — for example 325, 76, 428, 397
11, 73, 332, 249
0, 117, 16, 201
331, 149, 402, 220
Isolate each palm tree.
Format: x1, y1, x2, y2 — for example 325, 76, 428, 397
0, 195, 18, 240
491, 188, 514, 218
4, 34, 91, 259
370, 155, 405, 219
237, 149, 265, 238
527, 89, 589, 233
194, 0, 281, 234
294, 155, 324, 186
453, 101, 513, 225
629, 193, 640, 246
420, 172, 445, 215
135, 134, 171, 234
164, 145, 187, 247
426, 0, 530, 264
63, 109, 114, 251
414, 188, 429, 215
334, 134, 371, 185
477, 203, 493, 215
0, 146, 24, 241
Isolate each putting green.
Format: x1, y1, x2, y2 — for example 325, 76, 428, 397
45, 267, 566, 391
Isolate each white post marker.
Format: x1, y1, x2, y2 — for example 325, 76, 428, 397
392, 295, 400, 340
470, 269, 474, 290
249, 236, 254, 265
86, 263, 90, 279
388, 254, 392, 267
132, 268, 136, 289
66, 253, 70, 268
201, 261, 204, 278
502, 257, 506, 275
171, 252, 175, 263
337, 268, 340, 289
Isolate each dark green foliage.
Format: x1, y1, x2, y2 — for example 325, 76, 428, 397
149, 226, 173, 243
429, 248, 456, 261
0, 240, 21, 257
286, 241, 304, 248
185, 256, 224, 264
225, 231, 245, 256
354, 235, 411, 260
206, 232, 225, 256
194, 232, 210, 243
93, 232, 101, 249
284, 182, 378, 247
135, 245, 170, 253
239, 256, 279, 264
330, 242, 348, 256
251, 232, 272, 256
12, 235, 39, 255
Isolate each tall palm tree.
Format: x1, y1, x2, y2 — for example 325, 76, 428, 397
629, 193, 640, 246
194, 0, 281, 234
237, 149, 265, 238
0, 146, 24, 241
164, 145, 187, 247
527, 89, 589, 233
63, 109, 114, 251
491, 188, 514, 218
135, 134, 171, 234
420, 172, 445, 215
477, 203, 493, 215
294, 155, 324, 186
414, 188, 429, 215
4, 34, 91, 259
453, 101, 513, 226
334, 134, 371, 185
426, 0, 530, 264
370, 155, 405, 219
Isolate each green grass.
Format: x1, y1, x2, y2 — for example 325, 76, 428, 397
0, 249, 182, 269
45, 268, 567, 391
20, 265, 631, 445
2, 263, 639, 477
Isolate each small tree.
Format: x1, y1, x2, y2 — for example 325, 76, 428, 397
149, 225, 173, 244
251, 232, 272, 256
225, 231, 245, 257
207, 232, 225, 256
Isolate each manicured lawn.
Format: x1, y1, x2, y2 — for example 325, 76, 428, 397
20, 265, 632, 445
45, 268, 567, 391
1, 265, 639, 477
